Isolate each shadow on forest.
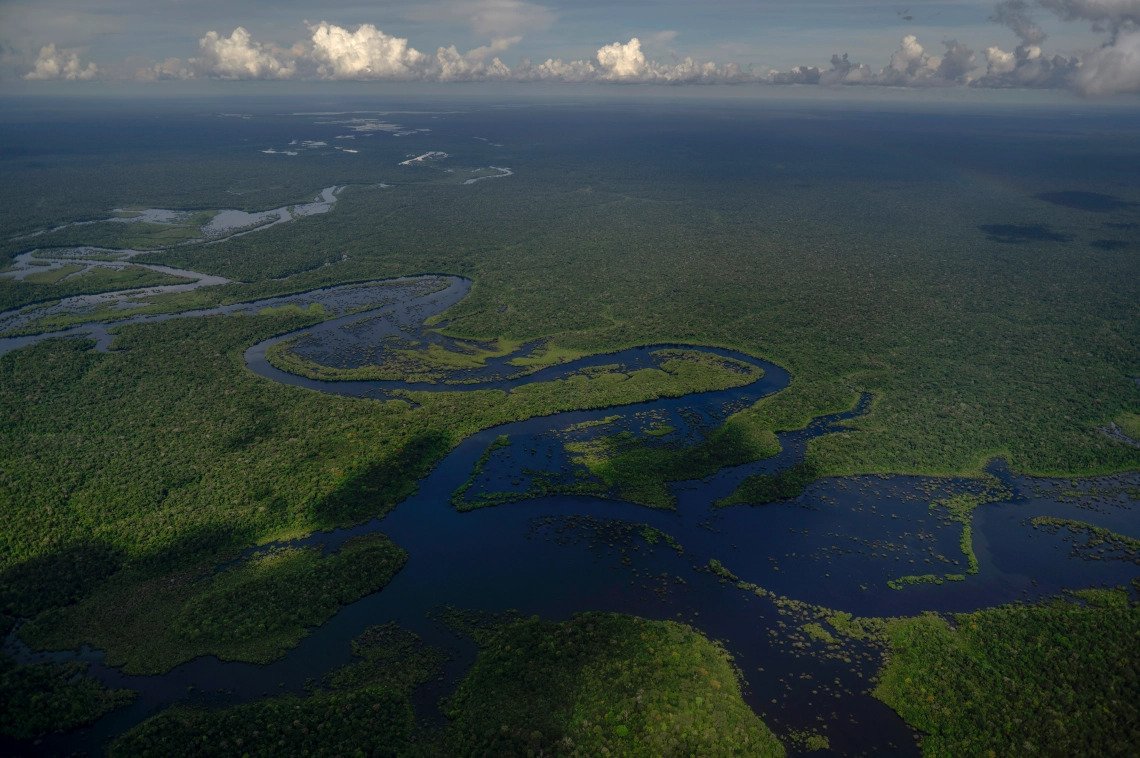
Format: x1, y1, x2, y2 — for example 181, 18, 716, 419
4, 428, 456, 639
0, 524, 260, 637
0, 542, 126, 633
312, 429, 454, 528
1035, 191, 1136, 212
978, 224, 1071, 244
1090, 239, 1133, 251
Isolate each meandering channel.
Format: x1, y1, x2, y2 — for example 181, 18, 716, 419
5, 274, 1137, 757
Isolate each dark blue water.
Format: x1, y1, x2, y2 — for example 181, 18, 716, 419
7, 275, 1137, 757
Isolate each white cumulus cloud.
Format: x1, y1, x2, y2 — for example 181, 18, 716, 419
24, 44, 97, 80
596, 37, 648, 79
197, 27, 294, 79
985, 45, 1018, 75
20, 6, 1140, 97
433, 43, 513, 81
308, 21, 427, 80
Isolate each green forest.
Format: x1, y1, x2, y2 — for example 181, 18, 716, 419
1, 101, 1137, 755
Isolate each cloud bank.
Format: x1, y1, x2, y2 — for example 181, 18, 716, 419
27, 2, 1140, 96
24, 44, 97, 80
196, 27, 295, 80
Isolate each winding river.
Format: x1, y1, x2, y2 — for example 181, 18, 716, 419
4, 275, 1137, 756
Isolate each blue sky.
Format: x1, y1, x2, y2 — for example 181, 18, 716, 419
0, 1, 1135, 94
0, 1, 1097, 67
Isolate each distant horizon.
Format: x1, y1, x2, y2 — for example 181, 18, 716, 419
2, 2, 1139, 97
3, 78, 1140, 110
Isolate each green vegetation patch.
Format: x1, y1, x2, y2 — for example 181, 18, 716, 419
2, 312, 763, 674
22, 534, 407, 674
13, 213, 212, 255
0, 657, 135, 741
267, 335, 523, 383
442, 611, 785, 756
874, 591, 1140, 757
555, 373, 782, 509
0, 265, 191, 313
21, 264, 84, 285
450, 434, 512, 508
787, 729, 831, 752
109, 622, 445, 758
718, 462, 820, 507
887, 484, 1009, 590
1030, 516, 1140, 560
1114, 412, 1140, 441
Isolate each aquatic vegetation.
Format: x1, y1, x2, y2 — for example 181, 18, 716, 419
874, 590, 1139, 757
563, 414, 621, 432
887, 484, 1009, 590
637, 524, 684, 552
1030, 516, 1140, 560
0, 657, 134, 740
450, 434, 512, 508
886, 573, 951, 590
801, 622, 839, 645
563, 402, 781, 509
530, 515, 686, 563
707, 558, 890, 647
786, 729, 831, 752
442, 612, 785, 756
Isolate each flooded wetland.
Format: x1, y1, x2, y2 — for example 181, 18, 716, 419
0, 97, 1136, 756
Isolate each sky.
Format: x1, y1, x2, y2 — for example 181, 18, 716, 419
1, 0, 1138, 95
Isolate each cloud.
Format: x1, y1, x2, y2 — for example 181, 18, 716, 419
465, 35, 522, 61
985, 45, 1018, 75
972, 45, 1078, 88
432, 43, 513, 81
818, 53, 875, 85
992, 0, 1049, 45
24, 43, 97, 80
596, 37, 648, 79
513, 56, 598, 82
404, 0, 557, 38
17, 4, 1140, 96
938, 39, 979, 81
642, 30, 680, 51
1074, 27, 1140, 93
146, 57, 196, 81
1037, 0, 1140, 25
1033, 0, 1140, 94
771, 36, 976, 87
888, 34, 930, 76
766, 65, 821, 85
307, 21, 427, 79
512, 36, 750, 83
196, 27, 294, 79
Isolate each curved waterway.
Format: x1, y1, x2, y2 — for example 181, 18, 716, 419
0, 186, 345, 335
6, 275, 1137, 756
